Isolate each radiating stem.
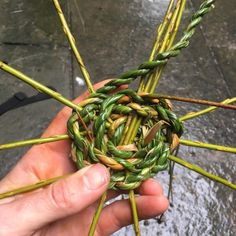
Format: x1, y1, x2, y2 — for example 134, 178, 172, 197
169, 155, 236, 190
2, 135, 235, 157
52, 0, 94, 93
180, 139, 236, 154
88, 192, 107, 236
0, 61, 81, 111
149, 0, 176, 60
139, 0, 176, 90
0, 174, 70, 200
129, 190, 141, 236
0, 135, 69, 150
148, 94, 236, 110
1, 152, 236, 200
180, 97, 236, 121
123, 0, 186, 151
145, 0, 186, 92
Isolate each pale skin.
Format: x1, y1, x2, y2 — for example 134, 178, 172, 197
0, 80, 169, 236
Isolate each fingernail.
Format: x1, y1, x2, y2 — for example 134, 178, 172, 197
82, 164, 109, 190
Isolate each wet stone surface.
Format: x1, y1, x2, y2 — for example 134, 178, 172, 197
0, 0, 235, 235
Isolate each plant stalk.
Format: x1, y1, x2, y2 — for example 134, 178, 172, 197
169, 155, 236, 190
180, 139, 236, 154
123, 0, 186, 145
0, 135, 69, 150
0, 61, 81, 111
88, 192, 107, 236
52, 0, 95, 93
2, 135, 236, 155
129, 190, 141, 236
180, 97, 236, 121
0, 174, 70, 200
148, 94, 236, 110
2, 152, 236, 200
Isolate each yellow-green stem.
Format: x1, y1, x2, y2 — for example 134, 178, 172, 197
0, 61, 81, 111
123, 3, 186, 233
180, 97, 236, 121
88, 192, 107, 236
169, 155, 236, 190
129, 190, 141, 236
123, 0, 186, 149
145, 0, 186, 93
0, 135, 69, 150
2, 135, 236, 156
2, 152, 236, 200
149, 0, 176, 60
150, 94, 236, 110
139, 0, 176, 91
180, 139, 236, 154
0, 174, 70, 200
52, 0, 94, 93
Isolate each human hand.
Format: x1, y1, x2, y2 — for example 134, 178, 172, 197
0, 80, 169, 236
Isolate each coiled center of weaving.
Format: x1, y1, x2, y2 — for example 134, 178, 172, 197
67, 89, 183, 190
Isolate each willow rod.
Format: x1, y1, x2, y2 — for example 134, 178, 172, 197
1, 135, 236, 155
145, 0, 187, 93
180, 97, 236, 121
1, 95, 235, 151
0, 135, 70, 150
0, 174, 70, 200
169, 155, 236, 190
52, 0, 94, 93
0, 61, 82, 111
120, 2, 186, 233
179, 139, 236, 154
139, 0, 176, 90
123, 0, 186, 145
1, 153, 235, 200
149, 94, 236, 110
88, 192, 107, 236
129, 190, 141, 236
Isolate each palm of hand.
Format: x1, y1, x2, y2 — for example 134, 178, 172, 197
0, 81, 168, 236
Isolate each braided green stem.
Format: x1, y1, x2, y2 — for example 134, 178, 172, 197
97, 0, 215, 94
99, 0, 214, 149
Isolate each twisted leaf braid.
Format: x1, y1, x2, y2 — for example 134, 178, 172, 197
68, 90, 183, 190
67, 0, 214, 190
97, 0, 215, 94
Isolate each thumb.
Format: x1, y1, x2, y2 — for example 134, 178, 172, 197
0, 164, 109, 235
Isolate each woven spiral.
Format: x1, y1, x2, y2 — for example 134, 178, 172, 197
67, 0, 214, 190
67, 89, 183, 190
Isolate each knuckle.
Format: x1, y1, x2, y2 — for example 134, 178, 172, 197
49, 180, 74, 210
